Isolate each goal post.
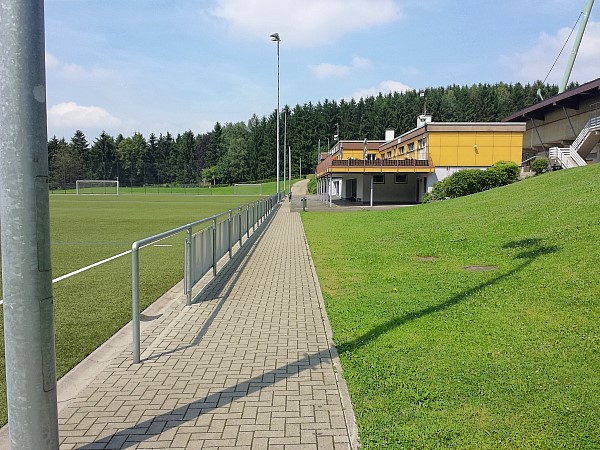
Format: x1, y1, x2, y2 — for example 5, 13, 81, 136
233, 183, 262, 196
76, 180, 119, 195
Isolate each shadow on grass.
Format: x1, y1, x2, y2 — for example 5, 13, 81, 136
336, 239, 559, 355
78, 237, 557, 449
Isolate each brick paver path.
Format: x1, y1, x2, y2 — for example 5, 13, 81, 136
58, 201, 358, 449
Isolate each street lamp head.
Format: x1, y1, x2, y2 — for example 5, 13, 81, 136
270, 32, 281, 42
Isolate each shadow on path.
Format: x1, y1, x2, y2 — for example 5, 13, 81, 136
83, 347, 334, 449
81, 237, 555, 449
143, 203, 280, 362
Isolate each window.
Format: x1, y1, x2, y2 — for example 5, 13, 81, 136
395, 174, 408, 184
407, 142, 414, 152
400, 146, 405, 154
373, 174, 385, 184
387, 151, 392, 159
419, 138, 426, 149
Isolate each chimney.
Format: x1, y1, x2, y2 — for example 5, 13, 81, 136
417, 114, 432, 128
385, 129, 395, 141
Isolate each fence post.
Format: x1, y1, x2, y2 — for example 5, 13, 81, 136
212, 218, 217, 276
228, 210, 233, 258
132, 244, 141, 363
246, 206, 250, 238
239, 207, 243, 247
185, 227, 192, 306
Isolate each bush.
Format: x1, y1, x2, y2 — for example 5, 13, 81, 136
422, 180, 448, 203
486, 160, 520, 186
531, 157, 549, 175
444, 169, 488, 198
423, 161, 521, 202
307, 177, 316, 194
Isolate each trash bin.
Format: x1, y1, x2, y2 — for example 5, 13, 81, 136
301, 197, 307, 212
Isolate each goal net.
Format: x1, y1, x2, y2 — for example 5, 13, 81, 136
76, 180, 119, 195
233, 183, 262, 196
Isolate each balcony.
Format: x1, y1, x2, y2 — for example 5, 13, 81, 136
316, 154, 434, 177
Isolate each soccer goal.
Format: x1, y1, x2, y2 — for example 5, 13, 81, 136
233, 183, 262, 196
76, 180, 119, 195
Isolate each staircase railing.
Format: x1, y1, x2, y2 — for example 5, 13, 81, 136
550, 105, 600, 169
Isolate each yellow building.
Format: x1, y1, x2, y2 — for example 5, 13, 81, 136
316, 115, 526, 204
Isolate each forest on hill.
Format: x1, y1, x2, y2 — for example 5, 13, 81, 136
49, 81, 561, 189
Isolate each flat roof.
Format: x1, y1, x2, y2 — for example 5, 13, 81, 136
503, 77, 600, 122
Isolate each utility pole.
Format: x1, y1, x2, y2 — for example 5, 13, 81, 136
0, 1, 60, 449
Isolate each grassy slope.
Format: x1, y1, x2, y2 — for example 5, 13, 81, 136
0, 192, 262, 425
302, 164, 600, 449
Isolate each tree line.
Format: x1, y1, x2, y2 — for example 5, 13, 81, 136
48, 81, 560, 190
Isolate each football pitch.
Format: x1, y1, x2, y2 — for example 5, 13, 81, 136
0, 189, 268, 425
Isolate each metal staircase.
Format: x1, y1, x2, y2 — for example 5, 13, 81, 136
550, 106, 600, 169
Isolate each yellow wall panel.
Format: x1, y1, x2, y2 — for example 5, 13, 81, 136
458, 146, 477, 165
494, 134, 512, 146
477, 133, 494, 146
436, 147, 459, 166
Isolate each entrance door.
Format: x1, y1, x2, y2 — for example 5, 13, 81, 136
345, 179, 357, 201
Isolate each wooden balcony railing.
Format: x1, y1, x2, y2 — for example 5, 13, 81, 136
317, 155, 432, 175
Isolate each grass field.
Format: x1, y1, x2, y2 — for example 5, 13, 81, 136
0, 185, 274, 426
302, 164, 600, 449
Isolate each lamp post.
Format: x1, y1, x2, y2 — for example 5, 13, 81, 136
270, 32, 281, 199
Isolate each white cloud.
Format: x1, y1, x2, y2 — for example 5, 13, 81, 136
349, 80, 412, 100
311, 63, 350, 78
211, 0, 402, 46
310, 56, 372, 78
503, 21, 600, 84
48, 102, 120, 128
351, 56, 371, 69
45, 52, 114, 81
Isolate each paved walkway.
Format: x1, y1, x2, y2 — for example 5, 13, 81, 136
56, 200, 358, 449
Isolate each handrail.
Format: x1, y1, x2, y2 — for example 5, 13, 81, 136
131, 194, 278, 363
330, 158, 431, 167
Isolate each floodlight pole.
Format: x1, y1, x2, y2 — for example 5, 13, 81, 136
283, 111, 287, 195
0, 1, 60, 449
559, 0, 595, 93
270, 33, 281, 200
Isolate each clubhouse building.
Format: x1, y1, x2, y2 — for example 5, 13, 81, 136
315, 114, 526, 204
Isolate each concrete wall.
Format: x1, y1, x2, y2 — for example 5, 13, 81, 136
523, 96, 600, 153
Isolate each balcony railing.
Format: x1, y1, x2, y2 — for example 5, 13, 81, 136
331, 158, 430, 167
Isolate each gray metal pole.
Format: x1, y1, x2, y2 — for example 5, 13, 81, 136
559, 0, 595, 93
132, 245, 141, 363
283, 112, 287, 195
271, 33, 281, 200
0, 1, 60, 448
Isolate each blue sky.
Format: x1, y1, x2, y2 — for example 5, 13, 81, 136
44, 0, 600, 141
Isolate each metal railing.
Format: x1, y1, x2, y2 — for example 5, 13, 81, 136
131, 194, 278, 363
330, 157, 431, 167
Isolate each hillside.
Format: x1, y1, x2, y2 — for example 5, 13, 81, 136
302, 164, 600, 449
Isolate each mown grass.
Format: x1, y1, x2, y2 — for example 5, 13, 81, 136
302, 164, 600, 449
0, 191, 264, 426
